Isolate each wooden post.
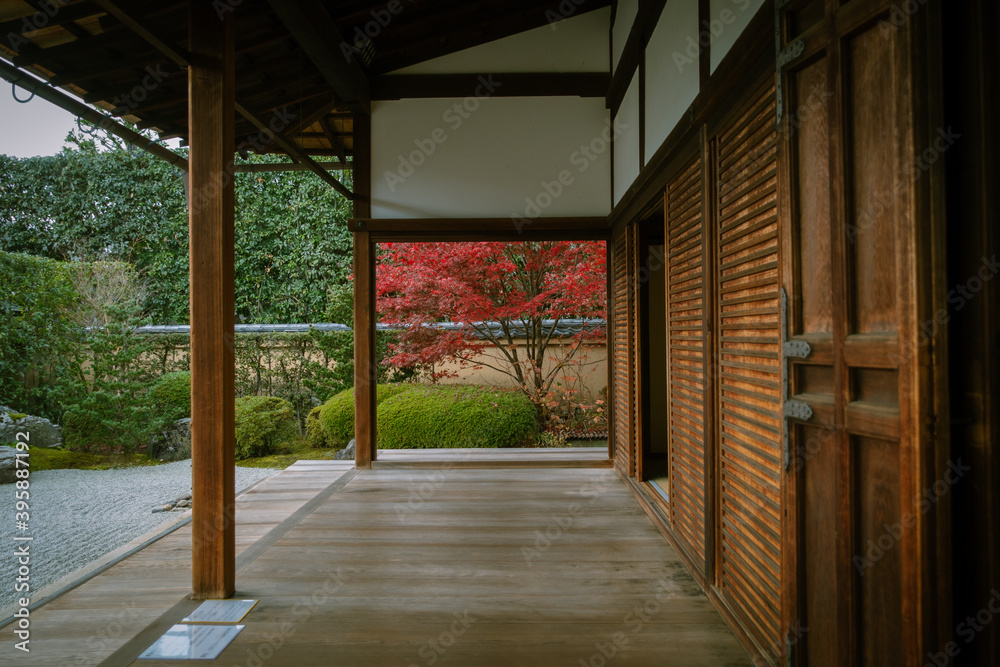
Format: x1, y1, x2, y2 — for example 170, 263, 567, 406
188, 2, 236, 599
353, 112, 376, 468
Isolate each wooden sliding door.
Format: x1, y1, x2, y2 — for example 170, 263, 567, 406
712, 76, 784, 655
664, 151, 711, 581
778, 1, 948, 665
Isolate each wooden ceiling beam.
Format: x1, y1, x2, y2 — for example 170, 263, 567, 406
348, 217, 611, 242
265, 0, 371, 114
0, 2, 102, 35
235, 102, 354, 199
90, 0, 187, 69
319, 116, 350, 164
22, 0, 94, 41
372, 73, 610, 100
606, 0, 668, 117
234, 161, 351, 173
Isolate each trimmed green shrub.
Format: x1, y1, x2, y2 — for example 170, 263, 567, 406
305, 405, 328, 449
149, 371, 191, 426
234, 396, 297, 460
378, 385, 539, 449
62, 406, 110, 452
319, 383, 416, 447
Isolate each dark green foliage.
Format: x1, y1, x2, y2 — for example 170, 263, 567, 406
234, 396, 298, 460
149, 371, 192, 426
0, 130, 354, 324
319, 383, 416, 447
0, 253, 80, 420
62, 407, 110, 452
377, 385, 539, 449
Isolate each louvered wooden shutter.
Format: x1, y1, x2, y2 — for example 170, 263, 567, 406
714, 79, 782, 650
611, 225, 633, 474
665, 154, 708, 570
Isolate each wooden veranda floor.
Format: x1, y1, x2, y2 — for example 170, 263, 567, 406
1, 449, 750, 666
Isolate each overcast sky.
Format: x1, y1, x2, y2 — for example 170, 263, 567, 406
0, 85, 78, 158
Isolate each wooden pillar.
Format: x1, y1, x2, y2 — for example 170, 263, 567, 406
188, 2, 236, 600
353, 112, 376, 468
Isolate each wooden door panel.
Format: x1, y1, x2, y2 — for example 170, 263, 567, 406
612, 225, 635, 475
714, 77, 784, 654
852, 435, 903, 665
846, 27, 901, 337
665, 153, 708, 571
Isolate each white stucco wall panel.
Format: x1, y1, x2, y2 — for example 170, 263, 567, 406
371, 96, 612, 219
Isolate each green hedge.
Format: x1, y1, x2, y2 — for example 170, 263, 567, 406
319, 383, 416, 448
234, 396, 297, 460
318, 383, 539, 449
377, 385, 539, 449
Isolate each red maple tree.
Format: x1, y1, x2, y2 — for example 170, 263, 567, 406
375, 241, 607, 406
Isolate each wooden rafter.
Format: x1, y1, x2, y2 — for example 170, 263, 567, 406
87, 0, 351, 194
235, 102, 354, 199
372, 73, 610, 100
265, 0, 371, 114
319, 116, 349, 164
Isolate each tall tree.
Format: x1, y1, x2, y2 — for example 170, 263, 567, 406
376, 241, 607, 405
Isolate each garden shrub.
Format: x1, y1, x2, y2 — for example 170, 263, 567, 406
234, 396, 297, 460
149, 371, 191, 426
62, 406, 110, 451
319, 383, 416, 447
378, 385, 539, 449
305, 405, 327, 449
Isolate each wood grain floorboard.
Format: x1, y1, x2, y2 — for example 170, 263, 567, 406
0, 452, 749, 666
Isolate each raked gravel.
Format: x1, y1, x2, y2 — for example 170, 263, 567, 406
0, 460, 280, 612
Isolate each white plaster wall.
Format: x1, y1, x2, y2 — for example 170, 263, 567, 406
613, 71, 640, 205
709, 0, 766, 72
392, 8, 610, 75
644, 0, 700, 161
371, 96, 612, 219
612, 0, 639, 72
